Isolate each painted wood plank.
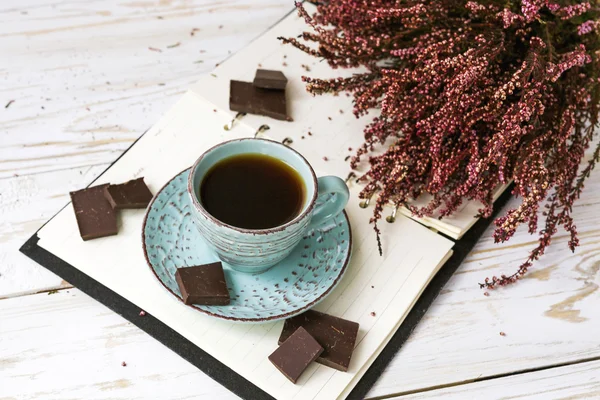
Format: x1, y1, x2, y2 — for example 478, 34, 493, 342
0, 288, 238, 400
395, 360, 600, 399
3, 161, 599, 398
2, 250, 600, 400
2, 0, 600, 398
0, 165, 108, 299
367, 165, 600, 397
2, 172, 599, 395
0, 0, 291, 179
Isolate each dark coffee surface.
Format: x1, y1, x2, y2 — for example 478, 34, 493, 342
200, 154, 305, 230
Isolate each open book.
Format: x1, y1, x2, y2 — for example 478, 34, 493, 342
35, 5, 505, 400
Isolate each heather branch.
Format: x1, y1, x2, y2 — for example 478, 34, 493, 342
285, 0, 600, 287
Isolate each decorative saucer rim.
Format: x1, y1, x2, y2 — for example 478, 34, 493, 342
141, 168, 352, 323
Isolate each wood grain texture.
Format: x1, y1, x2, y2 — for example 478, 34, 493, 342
394, 360, 600, 399
0, 165, 107, 298
0, 289, 238, 400
0, 0, 292, 298
2, 0, 600, 399
367, 154, 600, 397
0, 0, 291, 178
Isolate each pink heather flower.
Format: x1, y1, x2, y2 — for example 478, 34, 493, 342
498, 9, 524, 28
521, 0, 545, 22
556, 2, 591, 20
548, 45, 591, 82
283, 0, 600, 289
466, 1, 487, 14
578, 20, 598, 35
547, 3, 561, 12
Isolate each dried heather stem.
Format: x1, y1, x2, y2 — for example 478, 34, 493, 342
284, 0, 600, 288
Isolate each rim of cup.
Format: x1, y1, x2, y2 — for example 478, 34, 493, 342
187, 138, 319, 234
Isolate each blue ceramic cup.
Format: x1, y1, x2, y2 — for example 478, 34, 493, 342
188, 138, 349, 273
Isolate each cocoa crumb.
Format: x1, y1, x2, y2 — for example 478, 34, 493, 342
327, 116, 332, 120
323, 156, 329, 161
339, 109, 344, 114
190, 28, 200, 36
121, 361, 127, 367
499, 331, 506, 336
218, 25, 223, 29
282, 62, 288, 67
307, 131, 312, 136
139, 310, 146, 316
148, 47, 162, 52
370, 311, 376, 317
484, 292, 489, 296
301, 136, 305, 139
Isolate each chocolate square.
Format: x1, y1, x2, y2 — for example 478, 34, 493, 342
70, 184, 119, 241
229, 80, 288, 121
269, 327, 323, 384
278, 310, 359, 372
253, 69, 288, 90
104, 177, 153, 209
175, 262, 230, 305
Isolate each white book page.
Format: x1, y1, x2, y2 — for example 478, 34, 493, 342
191, 4, 505, 239
37, 90, 453, 399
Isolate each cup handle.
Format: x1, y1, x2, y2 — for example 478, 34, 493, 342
309, 176, 350, 228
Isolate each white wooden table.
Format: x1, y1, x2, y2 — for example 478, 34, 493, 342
1, 1, 599, 399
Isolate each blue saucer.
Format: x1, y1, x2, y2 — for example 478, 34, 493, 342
142, 169, 352, 323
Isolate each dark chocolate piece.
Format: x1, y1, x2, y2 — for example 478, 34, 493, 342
175, 262, 230, 305
229, 80, 288, 121
269, 327, 323, 384
70, 184, 118, 241
278, 310, 359, 372
253, 69, 288, 90
104, 177, 153, 209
